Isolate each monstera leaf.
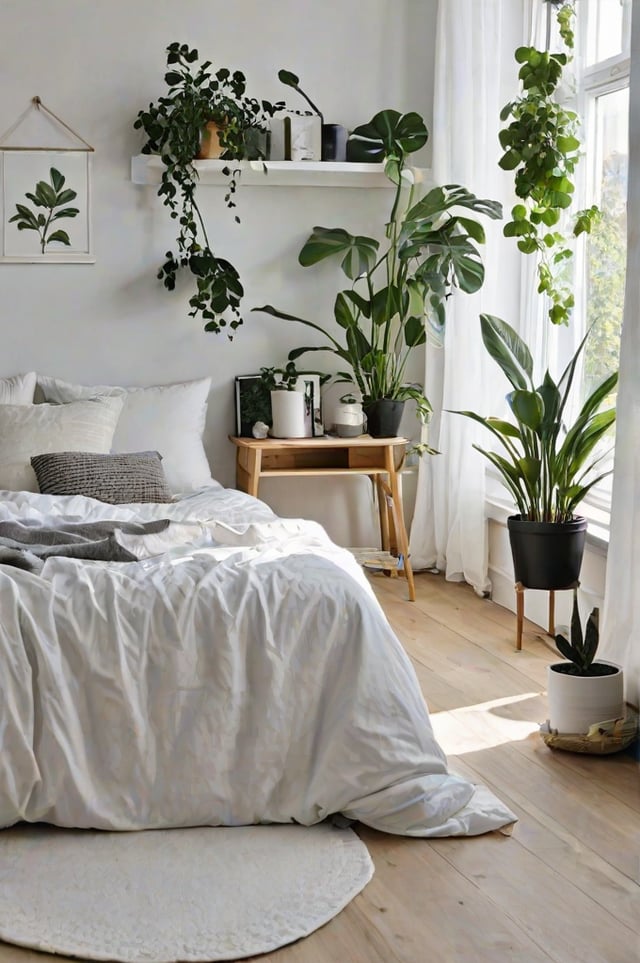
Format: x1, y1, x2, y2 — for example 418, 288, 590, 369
347, 109, 428, 162
298, 227, 379, 280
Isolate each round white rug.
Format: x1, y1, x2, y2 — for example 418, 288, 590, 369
0, 823, 374, 962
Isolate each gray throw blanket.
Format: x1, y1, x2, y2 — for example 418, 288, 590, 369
0, 518, 171, 575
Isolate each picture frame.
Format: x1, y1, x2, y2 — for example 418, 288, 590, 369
235, 374, 319, 438
304, 374, 324, 436
234, 375, 272, 437
0, 149, 94, 263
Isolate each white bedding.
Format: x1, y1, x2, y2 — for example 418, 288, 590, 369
0, 486, 516, 836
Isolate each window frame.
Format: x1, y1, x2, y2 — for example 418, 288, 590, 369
570, 5, 631, 527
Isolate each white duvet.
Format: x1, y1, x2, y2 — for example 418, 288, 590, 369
0, 485, 516, 836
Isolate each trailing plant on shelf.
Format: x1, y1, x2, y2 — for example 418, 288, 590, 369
498, 0, 599, 325
254, 108, 502, 441
454, 314, 618, 524
134, 42, 283, 336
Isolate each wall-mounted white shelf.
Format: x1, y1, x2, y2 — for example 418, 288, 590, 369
131, 155, 431, 189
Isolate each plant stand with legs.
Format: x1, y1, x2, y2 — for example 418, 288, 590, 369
515, 580, 579, 652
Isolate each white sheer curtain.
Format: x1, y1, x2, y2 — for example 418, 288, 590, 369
601, 0, 640, 707
409, 0, 519, 593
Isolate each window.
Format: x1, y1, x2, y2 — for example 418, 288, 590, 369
575, 0, 630, 515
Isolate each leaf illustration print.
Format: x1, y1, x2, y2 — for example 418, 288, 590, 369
9, 167, 79, 253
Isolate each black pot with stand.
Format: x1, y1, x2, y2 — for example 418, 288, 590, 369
507, 514, 587, 650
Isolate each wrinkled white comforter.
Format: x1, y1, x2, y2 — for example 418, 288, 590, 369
0, 485, 516, 836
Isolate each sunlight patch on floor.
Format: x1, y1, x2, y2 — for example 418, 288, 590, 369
431, 692, 544, 754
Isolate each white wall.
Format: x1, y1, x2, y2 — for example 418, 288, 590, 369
0, 0, 437, 545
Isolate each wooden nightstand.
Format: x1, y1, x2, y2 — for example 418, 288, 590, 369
229, 435, 415, 601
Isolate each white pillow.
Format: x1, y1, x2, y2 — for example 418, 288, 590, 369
0, 395, 124, 492
37, 375, 213, 493
0, 372, 36, 404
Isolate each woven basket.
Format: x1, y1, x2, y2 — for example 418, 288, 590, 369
540, 709, 638, 754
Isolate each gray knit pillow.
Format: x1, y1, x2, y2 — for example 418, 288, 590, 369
30, 451, 173, 504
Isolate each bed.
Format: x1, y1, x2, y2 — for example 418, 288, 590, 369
0, 372, 516, 837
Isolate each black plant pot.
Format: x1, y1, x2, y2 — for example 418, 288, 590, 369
507, 515, 587, 590
364, 399, 405, 438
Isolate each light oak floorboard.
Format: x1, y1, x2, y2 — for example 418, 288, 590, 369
0, 573, 637, 963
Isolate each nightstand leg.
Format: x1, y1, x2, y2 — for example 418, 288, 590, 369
384, 450, 415, 602
376, 475, 391, 552
237, 447, 262, 498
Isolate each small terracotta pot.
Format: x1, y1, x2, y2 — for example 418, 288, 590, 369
198, 121, 225, 159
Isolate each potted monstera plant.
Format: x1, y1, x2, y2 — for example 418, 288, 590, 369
454, 314, 617, 591
255, 109, 502, 439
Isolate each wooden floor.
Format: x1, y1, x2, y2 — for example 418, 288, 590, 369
0, 573, 637, 963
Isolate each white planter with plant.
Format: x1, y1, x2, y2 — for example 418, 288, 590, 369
547, 590, 624, 735
260, 362, 326, 439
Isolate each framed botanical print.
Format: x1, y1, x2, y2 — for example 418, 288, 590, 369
0, 150, 93, 263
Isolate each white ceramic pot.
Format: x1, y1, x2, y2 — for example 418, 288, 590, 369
547, 661, 624, 734
270, 389, 306, 438
333, 401, 364, 438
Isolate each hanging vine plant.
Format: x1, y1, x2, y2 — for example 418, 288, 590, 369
498, 1, 598, 326
134, 43, 283, 336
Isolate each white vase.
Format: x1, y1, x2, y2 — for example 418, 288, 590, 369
270, 390, 306, 438
333, 402, 364, 437
547, 661, 624, 734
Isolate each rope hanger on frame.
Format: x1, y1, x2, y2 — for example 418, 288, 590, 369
0, 96, 94, 152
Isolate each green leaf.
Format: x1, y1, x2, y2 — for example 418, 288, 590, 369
343, 289, 371, 318
49, 167, 65, 192
570, 591, 583, 653
55, 188, 78, 206
455, 216, 486, 244
278, 69, 299, 87
555, 633, 579, 664
34, 181, 57, 208
252, 305, 344, 354
298, 226, 379, 280
24, 191, 47, 208
516, 456, 541, 487
480, 314, 533, 390
334, 292, 355, 328
583, 609, 599, 667
47, 229, 71, 246
485, 417, 521, 438
508, 389, 544, 430
371, 285, 401, 325
404, 316, 426, 347
499, 150, 521, 171
50, 207, 80, 221
347, 109, 428, 162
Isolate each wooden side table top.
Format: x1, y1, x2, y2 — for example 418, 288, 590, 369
230, 435, 409, 449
